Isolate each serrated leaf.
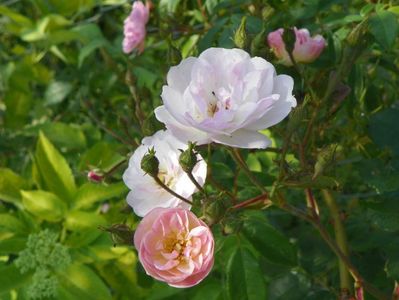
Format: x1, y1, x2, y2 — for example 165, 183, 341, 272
21, 190, 67, 222
226, 246, 267, 300
243, 218, 297, 266
35, 132, 77, 201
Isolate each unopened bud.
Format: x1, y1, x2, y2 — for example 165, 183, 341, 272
99, 224, 133, 246
261, 6, 274, 20
141, 147, 159, 177
313, 144, 338, 179
282, 27, 296, 56
167, 45, 182, 66
179, 142, 198, 173
203, 199, 227, 225
87, 170, 104, 183
346, 19, 368, 47
250, 28, 268, 57
234, 16, 247, 49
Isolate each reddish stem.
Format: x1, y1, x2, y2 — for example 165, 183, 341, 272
231, 193, 270, 210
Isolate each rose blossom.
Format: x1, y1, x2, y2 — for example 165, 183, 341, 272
122, 130, 207, 217
267, 27, 326, 66
122, 1, 150, 54
134, 207, 214, 288
155, 47, 296, 149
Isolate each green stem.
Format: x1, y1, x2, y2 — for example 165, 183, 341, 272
187, 171, 207, 197
229, 148, 267, 193
152, 176, 193, 206
322, 190, 352, 294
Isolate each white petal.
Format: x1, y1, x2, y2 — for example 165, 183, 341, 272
155, 106, 211, 144
212, 129, 271, 149
167, 57, 197, 93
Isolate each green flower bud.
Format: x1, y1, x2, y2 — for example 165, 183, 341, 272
100, 224, 134, 246
141, 147, 159, 177
282, 27, 296, 56
234, 16, 247, 49
251, 28, 268, 57
346, 19, 368, 47
179, 142, 198, 173
203, 198, 227, 225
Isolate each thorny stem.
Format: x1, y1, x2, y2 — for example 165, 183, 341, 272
322, 190, 351, 295
230, 193, 271, 210
229, 148, 267, 193
152, 176, 193, 206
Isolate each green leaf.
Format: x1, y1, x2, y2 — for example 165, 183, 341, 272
64, 211, 106, 231
44, 81, 73, 105
21, 190, 67, 222
24, 122, 87, 151
0, 263, 32, 296
282, 175, 339, 189
73, 182, 127, 209
0, 214, 27, 234
78, 142, 125, 172
0, 168, 28, 206
243, 217, 297, 266
78, 39, 108, 68
0, 236, 27, 255
369, 108, 399, 155
369, 11, 398, 49
226, 246, 267, 300
57, 264, 112, 300
35, 132, 77, 201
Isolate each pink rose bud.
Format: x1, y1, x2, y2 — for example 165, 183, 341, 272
134, 207, 214, 288
87, 170, 104, 182
122, 1, 150, 54
267, 27, 326, 66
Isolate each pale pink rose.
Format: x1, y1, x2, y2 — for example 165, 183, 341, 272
122, 130, 207, 217
155, 48, 296, 149
122, 1, 150, 54
134, 207, 214, 288
267, 27, 326, 66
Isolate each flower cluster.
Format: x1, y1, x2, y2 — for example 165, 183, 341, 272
121, 5, 326, 286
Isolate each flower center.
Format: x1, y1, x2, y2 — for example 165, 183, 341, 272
206, 90, 231, 118
158, 169, 175, 187
163, 233, 191, 260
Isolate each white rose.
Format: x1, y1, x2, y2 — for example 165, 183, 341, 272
122, 130, 207, 217
155, 47, 296, 149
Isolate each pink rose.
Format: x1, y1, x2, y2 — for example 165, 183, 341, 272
122, 1, 150, 54
267, 27, 326, 66
134, 207, 214, 288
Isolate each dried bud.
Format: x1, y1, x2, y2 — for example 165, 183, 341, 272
100, 224, 134, 246
87, 170, 104, 183
141, 147, 159, 177
179, 142, 198, 174
203, 199, 227, 225
282, 27, 296, 56
346, 19, 368, 47
234, 16, 247, 49
313, 144, 338, 179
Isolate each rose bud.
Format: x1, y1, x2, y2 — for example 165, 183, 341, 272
267, 27, 326, 66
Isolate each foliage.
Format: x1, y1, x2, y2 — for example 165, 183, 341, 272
0, 0, 398, 299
